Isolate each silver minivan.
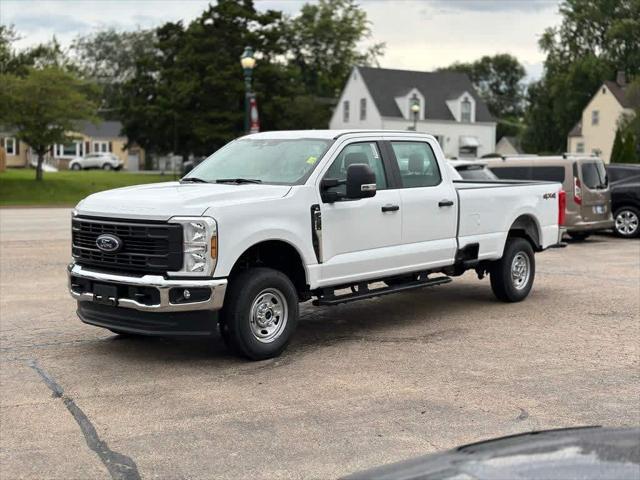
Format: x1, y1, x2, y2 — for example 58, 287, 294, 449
486, 155, 614, 241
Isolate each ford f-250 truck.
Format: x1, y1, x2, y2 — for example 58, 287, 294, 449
68, 130, 564, 360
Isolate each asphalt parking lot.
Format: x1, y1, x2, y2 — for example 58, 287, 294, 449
1, 207, 639, 479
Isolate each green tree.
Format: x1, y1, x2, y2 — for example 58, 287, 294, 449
0, 67, 98, 180
523, 0, 640, 153
441, 54, 526, 119
72, 28, 156, 116
285, 0, 384, 100
610, 127, 625, 163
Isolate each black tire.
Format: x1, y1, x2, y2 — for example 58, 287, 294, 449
568, 232, 590, 241
71, 163, 81, 170
489, 237, 535, 303
103, 163, 113, 170
613, 206, 640, 239
218, 267, 299, 360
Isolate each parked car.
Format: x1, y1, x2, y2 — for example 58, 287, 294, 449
606, 163, 640, 238
69, 153, 123, 171
486, 155, 613, 241
68, 130, 563, 360
448, 159, 498, 181
344, 427, 640, 480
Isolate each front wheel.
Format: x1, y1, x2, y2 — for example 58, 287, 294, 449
489, 237, 535, 302
218, 267, 299, 360
102, 163, 113, 170
613, 207, 640, 238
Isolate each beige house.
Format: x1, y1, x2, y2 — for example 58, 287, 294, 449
0, 121, 144, 170
567, 72, 634, 163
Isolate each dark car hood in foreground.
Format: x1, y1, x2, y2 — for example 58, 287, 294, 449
344, 427, 640, 480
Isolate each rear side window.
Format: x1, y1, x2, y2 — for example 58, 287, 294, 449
530, 166, 565, 182
390, 141, 441, 188
581, 161, 607, 189
490, 166, 530, 180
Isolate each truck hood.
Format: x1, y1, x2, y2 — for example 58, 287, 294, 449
76, 181, 292, 221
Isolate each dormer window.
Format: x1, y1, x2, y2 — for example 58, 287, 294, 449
461, 98, 471, 123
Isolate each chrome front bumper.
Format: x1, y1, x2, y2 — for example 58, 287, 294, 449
68, 263, 227, 313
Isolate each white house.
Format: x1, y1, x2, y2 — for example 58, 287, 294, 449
329, 66, 497, 158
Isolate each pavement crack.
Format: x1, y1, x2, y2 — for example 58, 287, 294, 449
28, 359, 141, 480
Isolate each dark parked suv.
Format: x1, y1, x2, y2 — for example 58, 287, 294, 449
606, 163, 640, 238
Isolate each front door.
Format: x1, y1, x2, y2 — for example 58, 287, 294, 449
318, 141, 402, 286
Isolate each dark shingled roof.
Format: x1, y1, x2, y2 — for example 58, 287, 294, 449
358, 66, 494, 122
568, 120, 582, 138
604, 80, 631, 108
77, 120, 124, 138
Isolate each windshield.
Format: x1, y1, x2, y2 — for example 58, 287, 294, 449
185, 138, 333, 185
581, 161, 608, 189
458, 165, 498, 181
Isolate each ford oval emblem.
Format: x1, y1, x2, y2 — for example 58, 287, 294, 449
96, 234, 122, 253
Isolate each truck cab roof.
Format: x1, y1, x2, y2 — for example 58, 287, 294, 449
243, 130, 438, 141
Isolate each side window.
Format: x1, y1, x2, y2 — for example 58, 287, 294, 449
390, 141, 441, 188
323, 142, 387, 197
490, 166, 531, 180
530, 166, 565, 183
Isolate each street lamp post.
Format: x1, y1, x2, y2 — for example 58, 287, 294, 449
410, 94, 420, 131
240, 46, 256, 134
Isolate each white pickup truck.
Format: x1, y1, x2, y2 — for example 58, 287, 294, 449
68, 130, 564, 360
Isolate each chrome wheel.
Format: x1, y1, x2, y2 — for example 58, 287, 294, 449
249, 288, 288, 343
511, 252, 531, 290
615, 210, 639, 236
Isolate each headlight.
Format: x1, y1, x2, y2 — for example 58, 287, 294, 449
167, 217, 217, 277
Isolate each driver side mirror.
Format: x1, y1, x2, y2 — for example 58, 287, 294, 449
346, 163, 377, 199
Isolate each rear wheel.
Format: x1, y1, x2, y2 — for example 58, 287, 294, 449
218, 267, 298, 360
489, 237, 535, 302
70, 163, 81, 170
613, 206, 640, 238
568, 232, 590, 241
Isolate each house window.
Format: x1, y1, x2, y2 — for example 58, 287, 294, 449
56, 142, 81, 157
343, 101, 350, 123
591, 110, 599, 125
461, 98, 471, 122
93, 141, 110, 153
576, 142, 584, 153
2, 137, 16, 155
360, 98, 366, 121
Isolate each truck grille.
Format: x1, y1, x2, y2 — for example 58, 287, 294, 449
72, 217, 183, 274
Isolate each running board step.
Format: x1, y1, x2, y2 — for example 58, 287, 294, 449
313, 276, 452, 307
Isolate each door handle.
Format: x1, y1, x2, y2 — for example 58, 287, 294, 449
438, 199, 454, 207
381, 204, 400, 212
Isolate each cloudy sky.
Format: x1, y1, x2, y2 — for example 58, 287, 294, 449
0, 0, 561, 79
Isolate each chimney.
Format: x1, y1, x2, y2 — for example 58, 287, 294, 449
616, 70, 626, 86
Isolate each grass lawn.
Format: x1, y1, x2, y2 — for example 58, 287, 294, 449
0, 169, 177, 206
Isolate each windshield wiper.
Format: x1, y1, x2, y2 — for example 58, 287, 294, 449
180, 177, 209, 184
215, 178, 262, 184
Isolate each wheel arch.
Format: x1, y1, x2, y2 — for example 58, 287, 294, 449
507, 214, 542, 252
228, 239, 309, 299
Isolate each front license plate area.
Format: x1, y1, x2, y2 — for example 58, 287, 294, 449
593, 205, 606, 214
93, 284, 118, 306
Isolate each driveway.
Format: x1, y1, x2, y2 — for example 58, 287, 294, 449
1, 208, 639, 479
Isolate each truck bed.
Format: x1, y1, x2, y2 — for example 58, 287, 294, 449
453, 179, 561, 260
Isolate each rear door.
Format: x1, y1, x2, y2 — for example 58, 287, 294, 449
386, 139, 458, 269
577, 159, 611, 222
